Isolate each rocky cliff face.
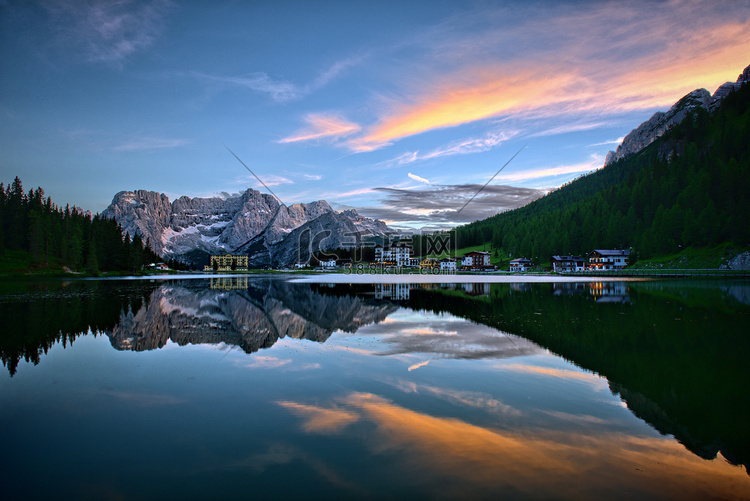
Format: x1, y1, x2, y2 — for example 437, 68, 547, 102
605, 64, 750, 166
238, 209, 394, 268
101, 188, 336, 257
106, 279, 399, 353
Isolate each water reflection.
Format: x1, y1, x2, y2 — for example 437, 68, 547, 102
278, 392, 747, 500
108, 279, 396, 353
1, 277, 750, 498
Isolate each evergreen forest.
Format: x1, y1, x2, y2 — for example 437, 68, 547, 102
0, 177, 161, 274
455, 84, 750, 262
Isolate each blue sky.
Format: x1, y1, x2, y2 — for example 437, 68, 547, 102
1, 0, 749, 230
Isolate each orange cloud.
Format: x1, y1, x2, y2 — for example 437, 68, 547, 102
341, 392, 749, 498
348, 11, 750, 151
355, 68, 572, 149
499, 362, 602, 383
276, 401, 359, 433
279, 113, 361, 143
407, 360, 429, 371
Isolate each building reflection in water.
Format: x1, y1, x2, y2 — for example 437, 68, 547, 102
374, 283, 492, 301
552, 281, 630, 303
374, 283, 411, 300
210, 276, 249, 290
589, 281, 630, 303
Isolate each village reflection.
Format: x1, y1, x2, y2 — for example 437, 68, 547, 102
210, 276, 249, 290
2, 277, 749, 481
551, 281, 630, 302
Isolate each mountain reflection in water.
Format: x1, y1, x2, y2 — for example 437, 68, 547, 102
108, 278, 398, 353
1, 276, 749, 499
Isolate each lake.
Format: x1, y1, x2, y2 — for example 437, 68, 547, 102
1, 276, 749, 500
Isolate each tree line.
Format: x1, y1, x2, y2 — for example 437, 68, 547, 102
455, 83, 750, 261
0, 177, 161, 274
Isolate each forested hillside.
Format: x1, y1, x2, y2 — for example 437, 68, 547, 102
455, 84, 750, 261
0, 177, 160, 274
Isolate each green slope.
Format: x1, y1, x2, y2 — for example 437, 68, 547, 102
455, 83, 750, 263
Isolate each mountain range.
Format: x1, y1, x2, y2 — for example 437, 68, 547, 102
102, 188, 395, 266
605, 64, 750, 165
102, 64, 749, 267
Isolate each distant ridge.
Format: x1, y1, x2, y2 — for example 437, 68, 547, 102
605, 64, 750, 165
102, 188, 395, 265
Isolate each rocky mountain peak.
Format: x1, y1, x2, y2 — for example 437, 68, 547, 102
102, 187, 392, 263
605, 63, 748, 166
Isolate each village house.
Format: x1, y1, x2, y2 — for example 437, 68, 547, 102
588, 249, 631, 270
550, 255, 585, 272
463, 251, 491, 269
375, 242, 413, 267
509, 258, 532, 272
439, 258, 457, 272
419, 258, 439, 270
204, 254, 248, 271
319, 258, 337, 268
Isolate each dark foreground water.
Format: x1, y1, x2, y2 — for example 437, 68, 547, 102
1, 276, 749, 500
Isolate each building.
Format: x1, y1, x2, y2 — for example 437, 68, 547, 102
375, 242, 413, 267
439, 258, 457, 272
509, 258, 532, 272
204, 254, 248, 271
588, 249, 631, 270
464, 251, 491, 268
420, 258, 439, 269
320, 258, 337, 268
550, 255, 585, 272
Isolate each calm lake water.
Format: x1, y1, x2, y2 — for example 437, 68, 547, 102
1, 276, 749, 500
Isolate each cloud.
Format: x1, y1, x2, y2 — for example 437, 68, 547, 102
407, 173, 429, 184
498, 156, 602, 183
527, 122, 614, 139
588, 137, 625, 147
190, 56, 362, 103
306, 2, 750, 152
240, 356, 292, 369
303, 174, 323, 181
334, 392, 743, 498
276, 401, 359, 434
360, 317, 543, 360
357, 184, 545, 225
114, 136, 189, 151
356, 67, 571, 149
279, 113, 362, 143
379, 130, 517, 168
234, 174, 293, 188
499, 363, 603, 384
390, 380, 522, 416
407, 360, 430, 371
95, 389, 185, 407
43, 0, 171, 65
197, 72, 301, 103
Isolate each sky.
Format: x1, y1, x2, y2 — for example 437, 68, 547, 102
1, 0, 749, 231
